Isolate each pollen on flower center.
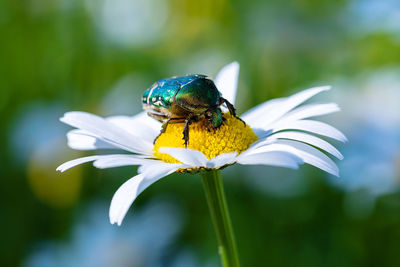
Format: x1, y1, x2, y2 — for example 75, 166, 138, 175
153, 113, 258, 163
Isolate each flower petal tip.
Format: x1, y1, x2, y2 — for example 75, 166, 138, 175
223, 61, 239, 69
329, 168, 340, 177
56, 165, 65, 173
229, 61, 239, 69
109, 212, 123, 226
309, 85, 332, 96
59, 111, 80, 124
109, 218, 122, 226
314, 85, 331, 92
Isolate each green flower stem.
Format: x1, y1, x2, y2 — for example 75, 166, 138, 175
200, 170, 241, 267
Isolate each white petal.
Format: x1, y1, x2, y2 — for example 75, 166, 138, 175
242, 86, 331, 128
93, 154, 152, 169
57, 156, 102, 172
240, 143, 302, 157
263, 85, 331, 121
237, 151, 303, 169
241, 98, 285, 127
57, 154, 151, 172
137, 161, 184, 174
130, 111, 163, 133
271, 131, 343, 159
109, 173, 145, 226
245, 136, 278, 152
60, 111, 153, 155
109, 163, 180, 226
275, 140, 339, 177
214, 62, 239, 105
252, 128, 273, 140
158, 147, 208, 167
271, 120, 348, 142
206, 152, 238, 169
67, 130, 116, 150
107, 111, 161, 144
280, 103, 340, 122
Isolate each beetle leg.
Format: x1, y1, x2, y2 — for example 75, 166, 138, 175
146, 111, 168, 123
161, 119, 170, 133
153, 119, 170, 144
182, 115, 196, 148
204, 119, 215, 133
220, 97, 246, 126
203, 120, 211, 132
220, 97, 236, 116
153, 118, 186, 144
203, 113, 212, 132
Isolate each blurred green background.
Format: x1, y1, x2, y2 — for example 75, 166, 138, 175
1, 0, 400, 266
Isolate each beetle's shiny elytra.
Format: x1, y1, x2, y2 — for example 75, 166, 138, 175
142, 74, 238, 147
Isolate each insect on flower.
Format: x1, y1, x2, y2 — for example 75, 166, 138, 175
57, 62, 346, 226
142, 74, 240, 147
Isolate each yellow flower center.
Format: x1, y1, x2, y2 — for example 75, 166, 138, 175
153, 113, 258, 163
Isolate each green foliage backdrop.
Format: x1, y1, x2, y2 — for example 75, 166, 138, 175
1, 0, 400, 266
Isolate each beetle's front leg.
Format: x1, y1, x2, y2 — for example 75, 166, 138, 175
146, 111, 168, 123
220, 97, 246, 126
161, 119, 171, 133
153, 119, 170, 144
220, 97, 236, 116
153, 118, 185, 144
182, 115, 196, 148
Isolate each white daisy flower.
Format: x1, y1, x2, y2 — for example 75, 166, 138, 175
57, 62, 346, 226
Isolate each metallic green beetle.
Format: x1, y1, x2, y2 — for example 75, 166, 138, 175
142, 74, 238, 147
